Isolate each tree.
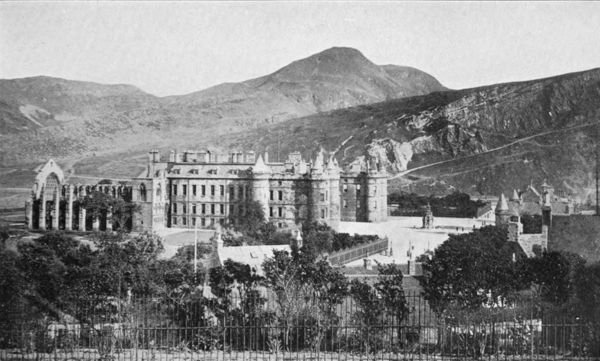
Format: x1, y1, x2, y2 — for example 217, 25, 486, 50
346, 264, 409, 353
521, 250, 585, 305
262, 248, 349, 350
422, 226, 526, 314
80, 190, 140, 231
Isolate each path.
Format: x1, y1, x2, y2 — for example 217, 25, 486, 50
392, 122, 598, 179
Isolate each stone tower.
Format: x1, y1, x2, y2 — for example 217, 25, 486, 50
251, 155, 271, 220
495, 193, 511, 226
309, 150, 330, 227
365, 157, 387, 222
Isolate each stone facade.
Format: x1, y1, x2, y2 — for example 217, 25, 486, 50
26, 159, 132, 232
131, 149, 388, 232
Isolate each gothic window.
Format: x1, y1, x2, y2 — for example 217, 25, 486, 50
140, 183, 147, 202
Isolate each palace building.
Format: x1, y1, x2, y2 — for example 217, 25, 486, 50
26, 149, 388, 232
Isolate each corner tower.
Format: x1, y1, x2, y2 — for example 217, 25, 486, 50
251, 155, 271, 220
495, 193, 511, 226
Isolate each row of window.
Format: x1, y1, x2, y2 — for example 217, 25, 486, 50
171, 216, 288, 229
172, 203, 249, 216
170, 184, 248, 199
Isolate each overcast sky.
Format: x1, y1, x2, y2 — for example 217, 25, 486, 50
1, 1, 599, 96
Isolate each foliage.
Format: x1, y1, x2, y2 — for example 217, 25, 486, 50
422, 226, 527, 314
388, 191, 486, 218
572, 262, 600, 356
224, 200, 294, 246
80, 190, 140, 230
262, 248, 349, 350
520, 250, 585, 305
345, 264, 409, 353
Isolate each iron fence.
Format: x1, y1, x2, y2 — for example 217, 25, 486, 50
1, 292, 598, 360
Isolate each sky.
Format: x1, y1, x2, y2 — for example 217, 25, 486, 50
1, 1, 599, 96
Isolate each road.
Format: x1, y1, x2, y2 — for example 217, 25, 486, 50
391, 121, 598, 179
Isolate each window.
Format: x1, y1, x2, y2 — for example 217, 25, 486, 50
320, 193, 325, 202
321, 209, 326, 219
220, 185, 224, 196
211, 204, 215, 214
343, 184, 348, 193
182, 217, 187, 225
211, 185, 215, 196
325, 190, 328, 201
201, 218, 205, 226
269, 207, 273, 217
192, 218, 196, 226
192, 205, 196, 214
173, 184, 178, 196
229, 204, 234, 214
220, 204, 224, 214
201, 185, 206, 196
278, 190, 283, 201
278, 207, 283, 218
173, 203, 177, 213
172, 217, 177, 225
201, 204, 206, 214
229, 186, 235, 199
211, 218, 215, 226
192, 185, 197, 196
182, 204, 187, 214
182, 185, 187, 196
238, 186, 244, 199
278, 181, 283, 186
140, 184, 147, 201
270, 190, 274, 201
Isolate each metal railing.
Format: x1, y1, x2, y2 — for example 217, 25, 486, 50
328, 238, 389, 266
1, 292, 598, 360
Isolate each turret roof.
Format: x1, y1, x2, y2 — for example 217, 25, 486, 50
495, 193, 509, 212
253, 154, 271, 174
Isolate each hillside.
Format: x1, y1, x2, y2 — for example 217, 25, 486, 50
1, 48, 599, 207
220, 68, 600, 203
0, 47, 445, 165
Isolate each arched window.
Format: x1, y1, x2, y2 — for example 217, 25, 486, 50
140, 183, 147, 202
